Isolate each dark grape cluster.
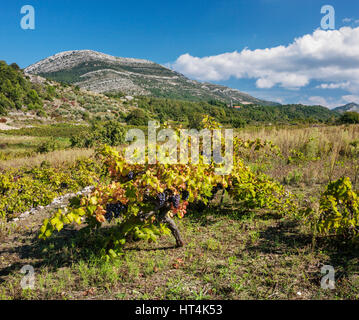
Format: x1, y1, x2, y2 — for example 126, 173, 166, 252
105, 202, 128, 222
181, 190, 189, 201
157, 192, 166, 206
170, 194, 181, 209
156, 191, 181, 208
60, 182, 69, 189
127, 171, 134, 181
104, 210, 113, 223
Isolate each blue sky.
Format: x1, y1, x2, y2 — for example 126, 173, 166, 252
1, 0, 359, 107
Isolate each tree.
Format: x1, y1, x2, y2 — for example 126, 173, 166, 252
340, 112, 359, 124
0, 93, 13, 114
125, 109, 149, 126
10, 63, 20, 71
187, 112, 204, 130
71, 120, 126, 148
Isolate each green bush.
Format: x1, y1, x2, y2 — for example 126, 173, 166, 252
306, 177, 359, 241
125, 109, 149, 126
187, 112, 204, 130
36, 138, 60, 153
0, 60, 46, 114
340, 112, 359, 124
71, 120, 126, 148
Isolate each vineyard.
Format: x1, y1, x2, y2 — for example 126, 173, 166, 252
0, 118, 359, 300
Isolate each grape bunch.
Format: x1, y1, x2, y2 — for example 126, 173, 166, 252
105, 202, 128, 222
60, 182, 69, 189
156, 191, 181, 209
157, 192, 166, 206
104, 210, 113, 223
127, 171, 134, 181
170, 194, 181, 209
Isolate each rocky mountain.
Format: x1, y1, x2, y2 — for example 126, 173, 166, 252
25, 50, 278, 106
333, 103, 359, 113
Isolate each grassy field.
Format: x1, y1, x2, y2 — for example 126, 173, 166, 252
0, 124, 88, 162
0, 124, 358, 300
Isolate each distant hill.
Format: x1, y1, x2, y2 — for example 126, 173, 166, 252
25, 50, 278, 106
135, 97, 340, 126
333, 103, 359, 113
222, 103, 339, 124
0, 59, 341, 128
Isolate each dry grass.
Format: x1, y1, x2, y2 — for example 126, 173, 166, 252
0, 148, 94, 170
237, 124, 359, 158
0, 134, 45, 144
236, 124, 359, 190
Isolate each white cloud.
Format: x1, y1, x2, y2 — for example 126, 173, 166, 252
308, 96, 328, 106
316, 82, 350, 89
343, 18, 353, 23
298, 96, 345, 109
171, 26, 359, 93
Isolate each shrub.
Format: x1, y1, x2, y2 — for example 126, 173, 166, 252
36, 138, 60, 154
125, 109, 149, 126
10, 63, 20, 71
71, 120, 126, 148
187, 112, 204, 130
305, 177, 359, 241
340, 112, 359, 124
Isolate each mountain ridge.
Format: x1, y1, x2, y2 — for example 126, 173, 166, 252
333, 102, 359, 113
24, 50, 279, 106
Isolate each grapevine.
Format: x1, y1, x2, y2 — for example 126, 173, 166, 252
303, 177, 359, 240
0, 158, 102, 220
39, 116, 297, 260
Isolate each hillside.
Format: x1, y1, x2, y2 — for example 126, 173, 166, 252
0, 60, 44, 115
0, 60, 339, 128
233, 104, 340, 124
0, 60, 134, 128
25, 50, 278, 106
333, 103, 359, 113
136, 97, 340, 126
